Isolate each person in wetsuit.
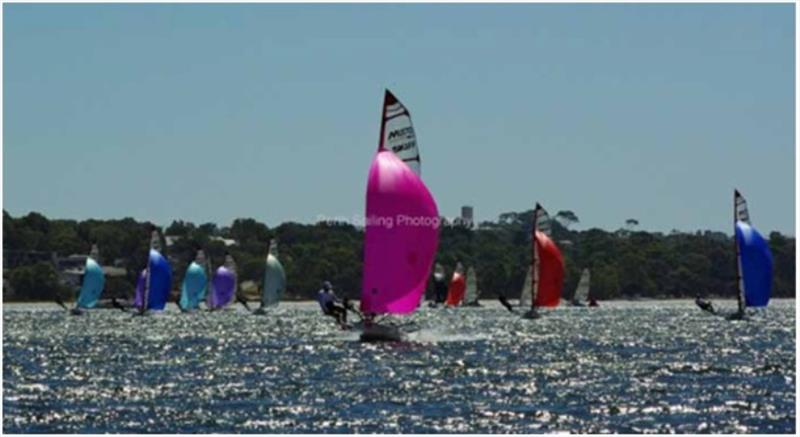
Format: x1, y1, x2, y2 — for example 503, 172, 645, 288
694, 293, 716, 314
317, 281, 348, 327
498, 294, 515, 313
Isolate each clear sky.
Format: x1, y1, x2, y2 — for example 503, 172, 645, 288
4, 4, 795, 234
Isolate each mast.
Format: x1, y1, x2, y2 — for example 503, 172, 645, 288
142, 229, 159, 314
531, 203, 540, 310
378, 89, 389, 151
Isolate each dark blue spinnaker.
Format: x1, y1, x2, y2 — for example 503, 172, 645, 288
735, 222, 773, 307
134, 249, 173, 311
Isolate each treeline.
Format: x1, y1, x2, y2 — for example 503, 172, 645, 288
2, 209, 795, 302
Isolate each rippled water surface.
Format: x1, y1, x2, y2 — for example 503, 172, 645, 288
3, 300, 795, 433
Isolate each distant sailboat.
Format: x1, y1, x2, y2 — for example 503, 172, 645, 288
208, 253, 237, 310
253, 239, 286, 315
571, 268, 590, 306
521, 204, 564, 318
134, 230, 173, 313
68, 244, 106, 315
445, 262, 466, 307
428, 263, 448, 307
519, 266, 533, 307
462, 266, 481, 307
359, 89, 440, 341
179, 250, 208, 312
728, 190, 773, 319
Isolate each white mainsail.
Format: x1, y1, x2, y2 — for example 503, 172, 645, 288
519, 265, 533, 307
381, 90, 421, 176
573, 269, 591, 303
464, 266, 479, 304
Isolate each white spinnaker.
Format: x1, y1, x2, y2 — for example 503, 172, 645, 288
262, 240, 286, 308
573, 269, 591, 303
464, 266, 479, 303
519, 266, 533, 307
382, 91, 421, 176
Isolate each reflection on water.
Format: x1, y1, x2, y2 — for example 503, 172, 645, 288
3, 300, 795, 433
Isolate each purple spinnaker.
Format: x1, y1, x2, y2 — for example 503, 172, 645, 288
209, 266, 236, 309
361, 150, 440, 315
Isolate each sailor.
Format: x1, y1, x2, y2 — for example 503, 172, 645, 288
694, 294, 716, 314
317, 281, 347, 326
498, 294, 515, 313
433, 263, 448, 304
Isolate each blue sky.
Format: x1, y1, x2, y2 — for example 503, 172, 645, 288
4, 4, 795, 234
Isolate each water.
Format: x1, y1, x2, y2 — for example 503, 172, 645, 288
3, 300, 795, 433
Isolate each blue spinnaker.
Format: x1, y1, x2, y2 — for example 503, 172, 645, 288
76, 258, 105, 309
736, 222, 773, 307
134, 249, 173, 310
180, 262, 207, 310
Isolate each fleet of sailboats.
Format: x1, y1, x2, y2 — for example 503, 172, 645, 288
47, 92, 778, 334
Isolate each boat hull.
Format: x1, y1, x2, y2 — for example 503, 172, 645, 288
359, 324, 404, 342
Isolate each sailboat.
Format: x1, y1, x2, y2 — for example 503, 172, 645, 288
208, 253, 237, 310
178, 249, 208, 312
727, 189, 773, 319
253, 239, 286, 315
518, 265, 533, 307
134, 230, 173, 313
445, 262, 466, 306
521, 203, 564, 319
65, 244, 106, 315
359, 89, 439, 342
462, 266, 481, 307
428, 263, 448, 308
571, 268, 591, 306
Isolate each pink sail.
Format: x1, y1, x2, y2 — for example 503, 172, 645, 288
361, 150, 440, 315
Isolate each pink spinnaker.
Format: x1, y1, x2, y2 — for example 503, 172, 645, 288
360, 150, 440, 315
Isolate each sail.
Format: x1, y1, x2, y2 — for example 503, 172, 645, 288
209, 263, 236, 309
360, 150, 439, 315
530, 204, 563, 308
432, 263, 447, 303
446, 270, 466, 306
519, 266, 533, 307
180, 262, 207, 310
734, 190, 773, 310
76, 257, 105, 309
464, 266, 479, 304
380, 90, 421, 176
262, 240, 286, 308
133, 249, 173, 311
534, 231, 564, 307
573, 269, 591, 303
735, 222, 773, 307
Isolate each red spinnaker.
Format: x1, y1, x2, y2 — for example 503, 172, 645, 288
445, 272, 466, 306
534, 231, 564, 307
